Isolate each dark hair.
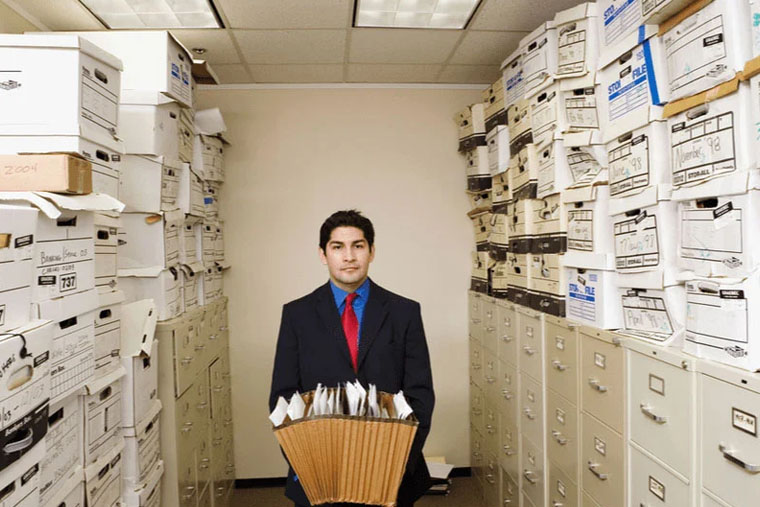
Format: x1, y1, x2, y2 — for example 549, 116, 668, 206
319, 210, 375, 251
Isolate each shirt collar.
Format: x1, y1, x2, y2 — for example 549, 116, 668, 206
329, 277, 370, 308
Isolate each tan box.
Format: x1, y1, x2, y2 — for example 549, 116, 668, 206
0, 154, 92, 193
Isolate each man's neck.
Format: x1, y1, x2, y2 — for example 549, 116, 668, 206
330, 276, 368, 293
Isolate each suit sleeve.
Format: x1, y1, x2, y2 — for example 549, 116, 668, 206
403, 302, 435, 475
269, 304, 302, 413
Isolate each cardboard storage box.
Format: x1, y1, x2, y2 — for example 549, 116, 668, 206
94, 213, 120, 293
618, 285, 685, 345
212, 261, 230, 301
501, 48, 526, 108
467, 189, 491, 212
532, 193, 568, 253
529, 252, 566, 296
118, 210, 183, 270
560, 73, 600, 132
642, 0, 694, 23
607, 120, 670, 201
214, 222, 225, 261
465, 146, 490, 192
470, 211, 492, 248
0, 440, 45, 507
564, 130, 608, 188
598, 25, 668, 143
492, 171, 511, 206
455, 104, 486, 152
202, 221, 219, 265
491, 260, 509, 299
122, 400, 161, 488
752, 0, 760, 58
43, 474, 84, 507
597, 0, 644, 58
118, 266, 181, 322
487, 125, 509, 177
684, 274, 760, 371
180, 217, 201, 264
180, 262, 204, 311
666, 79, 753, 196
40, 394, 84, 505
507, 252, 532, 306
0, 34, 122, 151
84, 440, 124, 507
508, 98, 533, 156
520, 21, 558, 97
118, 90, 183, 159
471, 251, 488, 294
178, 107, 195, 163
509, 143, 539, 200
82, 371, 125, 465
196, 134, 225, 182
566, 267, 622, 329
0, 154, 92, 194
63, 31, 193, 108
120, 300, 159, 428
204, 180, 220, 219
563, 184, 615, 269
660, 0, 750, 101
119, 156, 181, 213
489, 213, 509, 260
554, 3, 598, 78
536, 136, 572, 198
0, 319, 52, 472
0, 204, 37, 332
123, 459, 162, 507
530, 83, 564, 148
483, 77, 507, 131
0, 137, 123, 198
507, 197, 539, 253
33, 288, 97, 403
94, 290, 124, 379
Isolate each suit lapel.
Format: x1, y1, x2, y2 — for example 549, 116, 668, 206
357, 280, 389, 371
314, 282, 354, 369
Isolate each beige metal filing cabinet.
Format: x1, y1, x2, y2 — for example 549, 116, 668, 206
157, 297, 235, 507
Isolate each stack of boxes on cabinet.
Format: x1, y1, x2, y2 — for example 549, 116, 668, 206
464, 1, 760, 506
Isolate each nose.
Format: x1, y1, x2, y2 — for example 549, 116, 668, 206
345, 246, 357, 261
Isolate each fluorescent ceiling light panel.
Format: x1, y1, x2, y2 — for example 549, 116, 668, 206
355, 0, 479, 29
80, 0, 222, 28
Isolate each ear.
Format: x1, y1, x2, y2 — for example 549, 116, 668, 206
369, 244, 375, 262
318, 246, 328, 265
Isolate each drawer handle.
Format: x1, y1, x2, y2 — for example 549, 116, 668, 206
523, 408, 536, 420
504, 500, 512, 505
551, 430, 567, 446
503, 445, 516, 456
209, 334, 218, 341
472, 363, 482, 370
523, 346, 536, 356
588, 378, 608, 393
197, 402, 209, 409
719, 444, 760, 473
486, 326, 496, 333
502, 335, 513, 343
217, 487, 225, 492
486, 311, 493, 319
640, 404, 667, 424
552, 502, 564, 507
587, 461, 608, 481
485, 473, 496, 484
473, 451, 482, 458
486, 424, 495, 434
195, 344, 206, 351
486, 376, 496, 384
472, 409, 482, 416
214, 386, 225, 392
472, 318, 482, 324
502, 389, 513, 400
181, 357, 193, 365
523, 469, 538, 484
551, 360, 567, 372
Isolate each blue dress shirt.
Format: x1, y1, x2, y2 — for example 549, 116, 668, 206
329, 278, 370, 344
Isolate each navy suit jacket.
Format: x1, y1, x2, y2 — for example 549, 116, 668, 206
269, 279, 435, 505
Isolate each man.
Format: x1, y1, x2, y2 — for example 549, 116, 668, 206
269, 209, 435, 507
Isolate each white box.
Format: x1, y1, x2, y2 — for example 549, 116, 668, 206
752, 0, 760, 58
178, 164, 205, 217
119, 156, 181, 213
507, 252, 532, 295
598, 0, 645, 57
122, 401, 161, 488
197, 134, 225, 182
501, 48, 526, 108
94, 213, 120, 293
202, 221, 218, 265
536, 137, 572, 198
530, 83, 565, 148
532, 193, 568, 253
117, 267, 181, 322
598, 26, 668, 142
618, 284, 686, 345
213, 261, 229, 299
566, 267, 622, 329
0, 441, 45, 507
214, 222, 225, 262
470, 251, 488, 294
491, 260, 509, 299
204, 180, 220, 219
33, 289, 98, 403
84, 441, 123, 507
120, 300, 158, 427
489, 213, 509, 257
508, 97, 533, 155
529, 252, 566, 296
554, 3, 599, 78
467, 189, 491, 212
178, 108, 194, 164
455, 104, 486, 152
180, 217, 201, 264
564, 184, 616, 269
0, 205, 37, 333
82, 372, 124, 465
487, 125, 510, 177
661, 0, 750, 101
40, 395, 84, 505
122, 460, 162, 507
507, 197, 539, 252
610, 187, 679, 286
684, 274, 760, 370
641, 0, 694, 24
118, 90, 182, 159
607, 120, 671, 201
117, 210, 183, 270
483, 77, 508, 132
520, 22, 558, 97
492, 171, 511, 206
0, 35, 122, 151
63, 31, 193, 108
465, 145, 490, 192
43, 475, 84, 507
560, 73, 601, 132
180, 262, 203, 311
667, 80, 753, 194
94, 290, 124, 379
564, 130, 608, 188
509, 143, 539, 199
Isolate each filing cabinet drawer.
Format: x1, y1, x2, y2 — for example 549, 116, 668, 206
470, 339, 484, 388
547, 389, 580, 481
197, 427, 212, 488
581, 491, 602, 507
522, 491, 537, 507
581, 413, 624, 507
471, 384, 485, 431
701, 372, 760, 507
177, 447, 198, 507
198, 483, 211, 507
471, 425, 485, 482
499, 360, 519, 430
497, 300, 518, 366
520, 372, 545, 449
581, 330, 625, 434
484, 402, 500, 455
501, 467, 519, 507
484, 452, 500, 505
193, 373, 211, 435
546, 316, 580, 405
630, 443, 692, 507
500, 421, 519, 482
521, 435, 546, 507
482, 298, 498, 354
701, 491, 731, 507
469, 292, 484, 344
518, 307, 544, 382
483, 354, 499, 403
549, 461, 579, 507
628, 346, 696, 478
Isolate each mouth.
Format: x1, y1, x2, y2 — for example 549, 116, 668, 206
342, 267, 358, 272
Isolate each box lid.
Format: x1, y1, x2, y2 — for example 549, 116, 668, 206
2, 34, 123, 70
559, 71, 597, 91
180, 261, 205, 276
194, 108, 227, 136
83, 365, 126, 395
98, 290, 126, 308
599, 24, 659, 70
520, 20, 555, 48
83, 439, 125, 481
0, 192, 124, 219
609, 183, 671, 215
658, 0, 714, 35
94, 212, 121, 229
663, 77, 740, 118
123, 399, 162, 438
672, 170, 760, 200
33, 288, 99, 322
124, 460, 163, 501
215, 260, 231, 271
44, 467, 84, 507
120, 90, 177, 106
562, 183, 607, 203
554, 2, 596, 25
120, 299, 158, 358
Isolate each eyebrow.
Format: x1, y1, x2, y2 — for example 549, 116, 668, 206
328, 239, 367, 246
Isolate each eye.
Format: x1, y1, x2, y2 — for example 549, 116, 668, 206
355, 244, 364, 249
332, 244, 342, 250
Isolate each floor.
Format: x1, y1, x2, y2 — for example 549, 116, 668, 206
230, 477, 484, 507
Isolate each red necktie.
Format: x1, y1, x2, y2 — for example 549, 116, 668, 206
342, 293, 359, 371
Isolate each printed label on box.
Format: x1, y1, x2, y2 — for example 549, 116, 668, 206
614, 212, 660, 270
565, 87, 599, 128
609, 133, 650, 196
602, 0, 643, 46
568, 210, 594, 251
567, 147, 604, 185
685, 283, 748, 348
606, 46, 651, 122
670, 111, 736, 187
622, 292, 674, 340
523, 36, 550, 93
681, 205, 743, 269
568, 277, 597, 321
558, 22, 587, 75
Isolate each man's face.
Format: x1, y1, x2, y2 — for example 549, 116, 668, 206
319, 226, 375, 291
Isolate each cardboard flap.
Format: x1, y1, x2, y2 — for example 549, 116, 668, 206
33, 288, 99, 321
84, 439, 125, 481
120, 299, 158, 357
0, 192, 124, 219
559, 71, 597, 91
562, 184, 600, 203
181, 261, 205, 275
658, 0, 714, 36
163, 208, 185, 224
192, 58, 220, 85
98, 289, 126, 308
554, 2, 595, 25
564, 130, 602, 147
216, 260, 231, 271
132, 399, 162, 436
609, 184, 671, 215
663, 78, 740, 118
118, 266, 164, 278
672, 170, 760, 200
598, 24, 659, 70
519, 20, 555, 49
131, 459, 164, 499
94, 212, 121, 229
84, 365, 126, 395
120, 89, 176, 106
194, 108, 227, 136
44, 466, 84, 507
0, 192, 63, 218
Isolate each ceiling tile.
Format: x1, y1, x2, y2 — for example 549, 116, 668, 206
171, 29, 240, 64
5, 0, 105, 30
216, 0, 351, 29
235, 29, 346, 64
211, 63, 253, 84
349, 28, 461, 64
438, 64, 499, 84
449, 30, 524, 65
0, 2, 38, 33
249, 64, 344, 83
470, 0, 581, 31
347, 64, 442, 83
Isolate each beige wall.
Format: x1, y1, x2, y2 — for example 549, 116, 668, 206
0, 2, 37, 33
196, 86, 480, 478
